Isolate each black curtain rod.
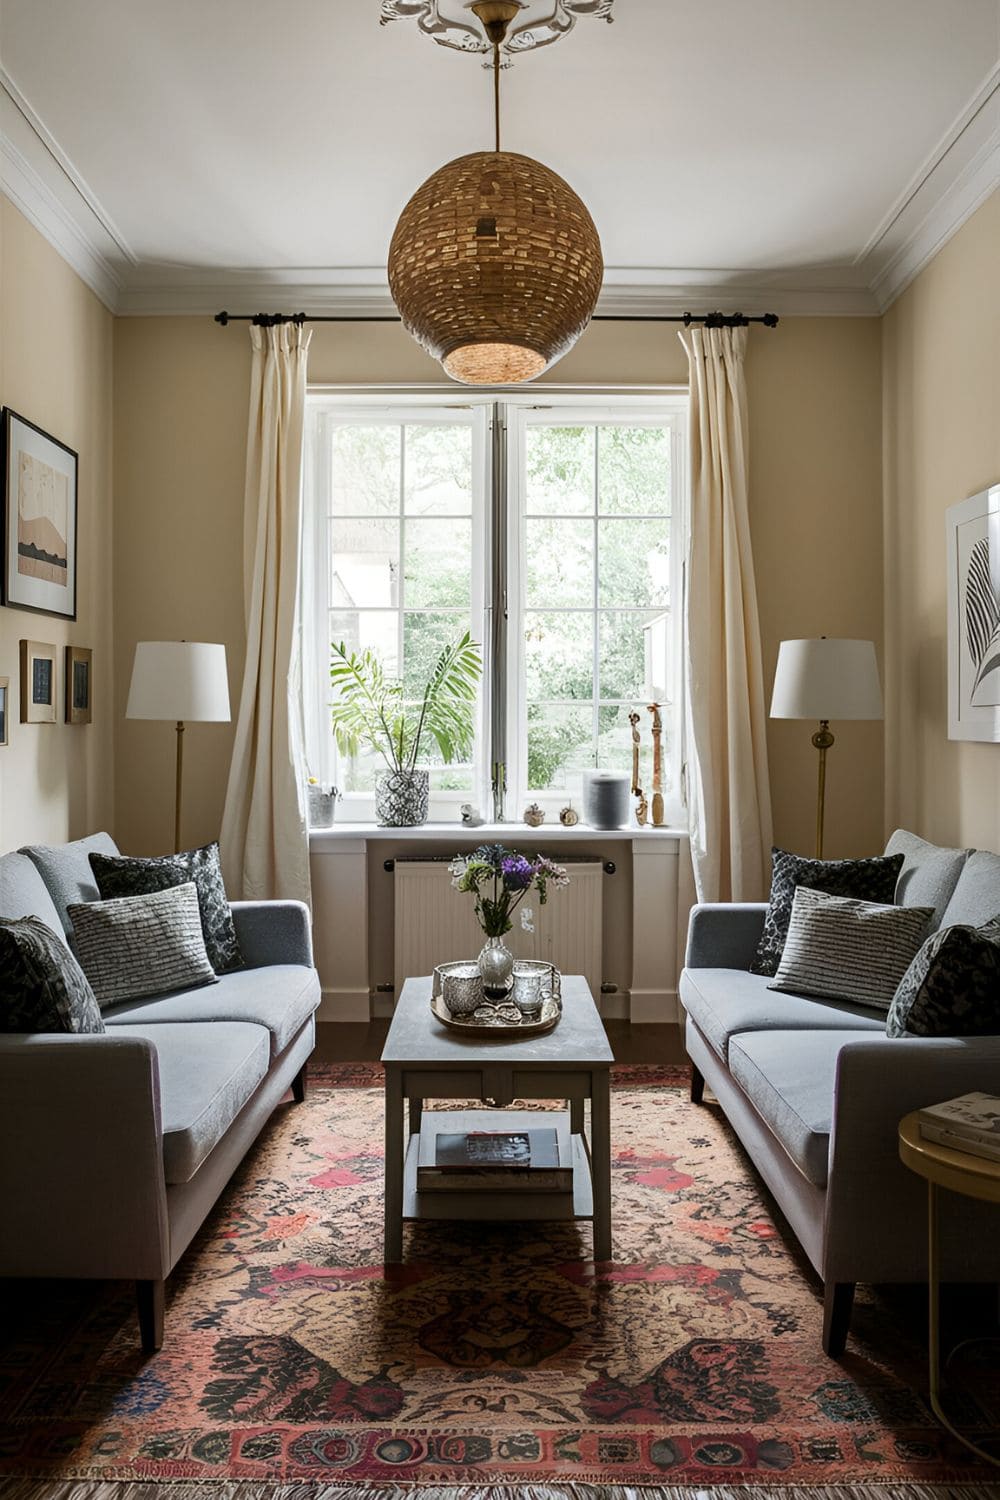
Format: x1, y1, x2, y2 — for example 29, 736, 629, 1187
214, 309, 779, 329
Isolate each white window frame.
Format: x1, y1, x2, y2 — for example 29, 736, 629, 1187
302, 387, 688, 826
504, 394, 688, 824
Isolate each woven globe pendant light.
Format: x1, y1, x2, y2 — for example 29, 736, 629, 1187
387, 3, 603, 385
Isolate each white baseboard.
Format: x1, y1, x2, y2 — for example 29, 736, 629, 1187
318, 987, 372, 1022
628, 987, 681, 1024
598, 991, 630, 1020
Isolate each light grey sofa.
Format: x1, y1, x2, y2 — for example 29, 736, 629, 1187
0, 833, 320, 1352
681, 828, 1000, 1356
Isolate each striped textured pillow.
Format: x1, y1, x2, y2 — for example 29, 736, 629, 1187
68, 882, 218, 1008
769, 886, 934, 1011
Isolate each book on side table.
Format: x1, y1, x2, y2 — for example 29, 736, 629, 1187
918, 1092, 1000, 1164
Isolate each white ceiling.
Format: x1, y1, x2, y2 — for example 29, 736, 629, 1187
1, 0, 998, 315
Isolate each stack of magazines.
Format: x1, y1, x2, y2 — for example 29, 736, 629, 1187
417, 1127, 573, 1194
918, 1092, 1000, 1164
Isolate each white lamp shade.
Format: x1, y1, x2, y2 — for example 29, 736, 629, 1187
770, 638, 882, 722
126, 642, 231, 723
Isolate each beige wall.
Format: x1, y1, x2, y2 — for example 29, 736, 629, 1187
112, 312, 884, 859
0, 201, 114, 853
882, 191, 1000, 851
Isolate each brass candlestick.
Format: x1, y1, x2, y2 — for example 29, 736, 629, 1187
647, 702, 664, 826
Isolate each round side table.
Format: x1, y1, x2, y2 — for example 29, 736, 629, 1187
898, 1110, 1000, 1467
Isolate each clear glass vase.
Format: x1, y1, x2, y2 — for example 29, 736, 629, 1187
477, 935, 514, 998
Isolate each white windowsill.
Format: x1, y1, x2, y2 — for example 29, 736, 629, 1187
310, 821, 687, 845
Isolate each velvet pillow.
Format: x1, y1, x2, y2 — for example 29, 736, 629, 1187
89, 841, 242, 974
750, 847, 905, 977
0, 915, 104, 1034
769, 887, 934, 1010
68, 883, 218, 1008
886, 917, 1000, 1038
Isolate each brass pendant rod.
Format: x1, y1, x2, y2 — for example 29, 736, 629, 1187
493, 39, 501, 152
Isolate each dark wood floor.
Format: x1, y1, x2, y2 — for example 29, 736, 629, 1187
314, 1019, 688, 1065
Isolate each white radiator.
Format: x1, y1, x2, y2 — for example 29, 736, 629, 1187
393, 859, 604, 1001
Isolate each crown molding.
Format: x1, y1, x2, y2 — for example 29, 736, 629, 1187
0, 68, 131, 311
860, 63, 999, 311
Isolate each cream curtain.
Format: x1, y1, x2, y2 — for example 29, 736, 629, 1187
221, 323, 313, 905
680, 326, 773, 902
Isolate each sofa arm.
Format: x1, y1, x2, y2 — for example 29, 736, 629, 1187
824, 1035, 1000, 1282
684, 903, 767, 970
230, 900, 314, 968
0, 1032, 169, 1281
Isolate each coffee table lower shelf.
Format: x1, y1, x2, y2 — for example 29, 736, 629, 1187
402, 1108, 594, 1222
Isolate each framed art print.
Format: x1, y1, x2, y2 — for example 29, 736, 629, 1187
19, 640, 57, 724
0, 677, 8, 746
65, 645, 92, 724
2, 408, 78, 620
947, 483, 1000, 742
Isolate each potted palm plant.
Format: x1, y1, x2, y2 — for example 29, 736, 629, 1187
329, 632, 482, 826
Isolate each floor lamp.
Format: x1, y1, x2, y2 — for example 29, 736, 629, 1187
770, 638, 882, 860
126, 642, 231, 854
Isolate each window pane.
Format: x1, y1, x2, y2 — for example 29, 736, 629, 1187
525, 426, 594, 515
526, 703, 593, 790
429, 766, 474, 792
525, 611, 593, 700
331, 425, 400, 515
404, 518, 472, 609
331, 519, 399, 609
598, 426, 671, 515
404, 425, 472, 515
599, 609, 668, 702
597, 518, 670, 607
329, 608, 399, 676
403, 611, 471, 700
526, 518, 594, 608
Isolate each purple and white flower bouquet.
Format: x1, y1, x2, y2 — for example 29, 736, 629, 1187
449, 844, 569, 939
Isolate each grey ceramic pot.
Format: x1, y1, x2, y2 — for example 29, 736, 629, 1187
375, 768, 430, 827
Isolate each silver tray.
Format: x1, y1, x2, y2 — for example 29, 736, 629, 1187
430, 988, 562, 1037
432, 960, 561, 1002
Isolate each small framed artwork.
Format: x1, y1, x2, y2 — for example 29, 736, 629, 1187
1, 408, 78, 620
947, 483, 1000, 742
19, 640, 57, 724
65, 645, 92, 724
0, 677, 9, 746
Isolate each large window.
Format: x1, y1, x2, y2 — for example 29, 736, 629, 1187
303, 393, 687, 822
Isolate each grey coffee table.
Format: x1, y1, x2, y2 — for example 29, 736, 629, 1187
381, 973, 614, 1263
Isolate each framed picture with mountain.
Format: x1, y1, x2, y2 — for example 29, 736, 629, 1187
947, 483, 1000, 742
1, 408, 78, 620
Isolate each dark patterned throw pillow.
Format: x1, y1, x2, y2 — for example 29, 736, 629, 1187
886, 916, 1000, 1038
0, 916, 104, 1034
89, 842, 243, 974
750, 847, 905, 977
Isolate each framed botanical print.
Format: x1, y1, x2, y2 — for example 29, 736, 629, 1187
0, 677, 9, 746
947, 483, 1000, 742
2, 408, 78, 620
65, 645, 92, 724
20, 640, 57, 724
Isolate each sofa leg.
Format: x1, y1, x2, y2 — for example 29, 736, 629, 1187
822, 1280, 855, 1357
291, 1061, 308, 1104
690, 1062, 705, 1105
136, 1279, 164, 1354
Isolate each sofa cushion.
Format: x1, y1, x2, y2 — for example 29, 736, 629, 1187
90, 843, 243, 974
770, 888, 933, 1010
885, 829, 970, 930
20, 832, 119, 939
886, 919, 1000, 1038
69, 884, 218, 1007
0, 851, 66, 936
680, 966, 884, 1063
116, 1020, 270, 1183
939, 850, 1000, 930
728, 1030, 863, 1187
750, 847, 904, 976
103, 963, 320, 1057
0, 916, 104, 1035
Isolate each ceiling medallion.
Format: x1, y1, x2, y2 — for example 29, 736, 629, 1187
380, 0, 614, 58
386, 0, 604, 385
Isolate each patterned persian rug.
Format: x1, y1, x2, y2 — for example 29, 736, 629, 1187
0, 1063, 997, 1500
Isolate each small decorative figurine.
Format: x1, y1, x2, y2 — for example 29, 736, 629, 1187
523, 802, 545, 827
647, 701, 665, 826
629, 710, 647, 826
559, 803, 579, 827
635, 789, 648, 827
460, 803, 485, 827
